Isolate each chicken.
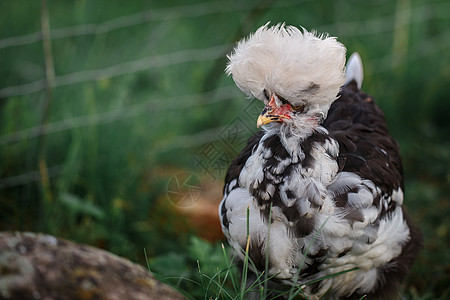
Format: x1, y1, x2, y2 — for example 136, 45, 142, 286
219, 23, 421, 299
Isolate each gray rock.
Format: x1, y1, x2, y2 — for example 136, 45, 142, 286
0, 232, 185, 300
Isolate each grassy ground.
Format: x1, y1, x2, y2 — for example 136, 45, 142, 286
1, 0, 449, 299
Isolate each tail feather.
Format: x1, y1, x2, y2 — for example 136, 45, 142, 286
345, 52, 364, 90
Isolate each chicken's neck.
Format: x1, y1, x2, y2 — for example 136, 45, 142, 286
262, 121, 328, 159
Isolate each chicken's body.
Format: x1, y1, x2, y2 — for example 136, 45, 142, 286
219, 24, 421, 299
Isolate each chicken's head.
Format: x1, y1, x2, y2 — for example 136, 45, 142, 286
226, 23, 346, 134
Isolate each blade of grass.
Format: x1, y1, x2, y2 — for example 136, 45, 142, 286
160, 276, 202, 286
213, 265, 224, 299
221, 243, 239, 293
143, 248, 152, 274
158, 276, 200, 300
240, 234, 251, 300
290, 267, 359, 299
245, 271, 283, 296
197, 260, 206, 298
239, 206, 251, 300
263, 202, 273, 299
201, 271, 234, 300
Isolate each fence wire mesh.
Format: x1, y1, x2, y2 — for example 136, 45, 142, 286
0, 0, 449, 202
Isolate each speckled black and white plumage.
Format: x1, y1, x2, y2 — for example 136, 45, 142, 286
219, 24, 421, 299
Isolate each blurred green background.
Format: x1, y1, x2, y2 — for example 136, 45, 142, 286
1, 0, 449, 299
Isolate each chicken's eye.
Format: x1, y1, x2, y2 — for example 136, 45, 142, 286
293, 104, 306, 113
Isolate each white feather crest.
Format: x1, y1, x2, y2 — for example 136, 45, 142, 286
226, 23, 346, 112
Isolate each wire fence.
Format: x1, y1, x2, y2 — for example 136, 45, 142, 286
0, 1, 448, 100
0, 44, 232, 99
0, 0, 312, 50
1, 1, 447, 50
1, 0, 449, 189
0, 85, 239, 145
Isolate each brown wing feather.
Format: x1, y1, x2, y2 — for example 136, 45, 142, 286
324, 80, 404, 195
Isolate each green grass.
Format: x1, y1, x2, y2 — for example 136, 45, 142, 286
1, 0, 449, 299
148, 235, 361, 300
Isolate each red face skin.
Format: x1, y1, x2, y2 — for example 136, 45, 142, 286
267, 96, 293, 119
257, 96, 293, 127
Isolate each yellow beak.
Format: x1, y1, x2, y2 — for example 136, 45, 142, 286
257, 111, 291, 128
257, 96, 292, 128
257, 113, 277, 128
